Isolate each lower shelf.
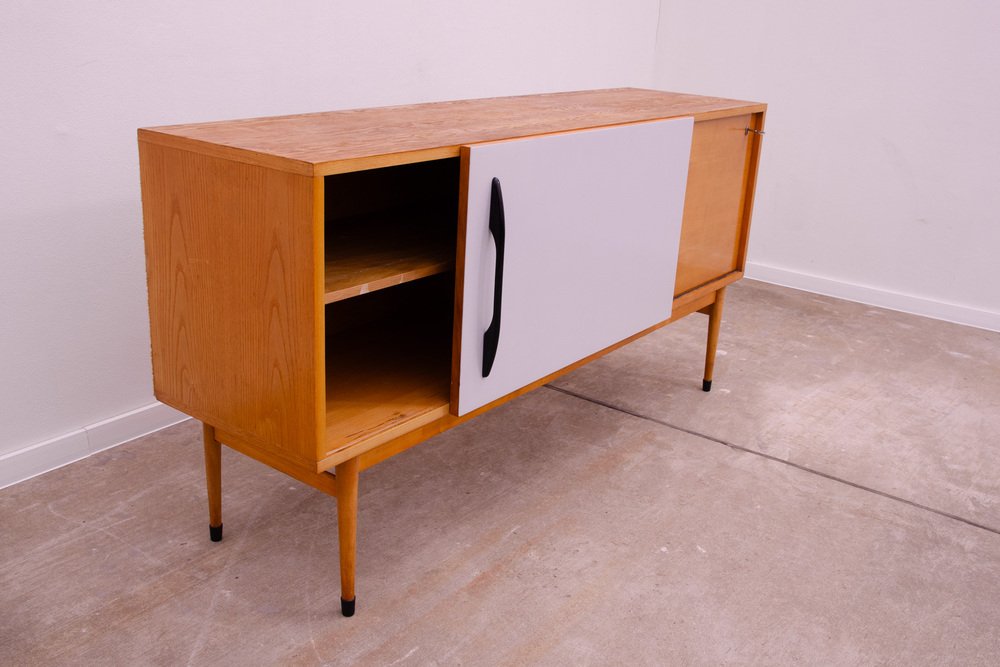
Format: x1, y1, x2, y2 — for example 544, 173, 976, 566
324, 318, 451, 459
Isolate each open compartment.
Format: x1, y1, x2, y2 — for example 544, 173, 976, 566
323, 275, 454, 458
324, 158, 460, 303
322, 158, 460, 460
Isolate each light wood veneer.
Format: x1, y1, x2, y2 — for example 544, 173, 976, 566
138, 88, 766, 617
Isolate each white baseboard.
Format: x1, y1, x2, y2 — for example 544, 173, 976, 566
0, 402, 189, 490
746, 261, 1000, 333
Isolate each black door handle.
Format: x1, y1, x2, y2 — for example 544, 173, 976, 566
482, 177, 505, 377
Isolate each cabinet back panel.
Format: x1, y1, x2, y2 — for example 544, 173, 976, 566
675, 114, 752, 295
324, 158, 459, 222
324, 274, 454, 337
139, 142, 321, 468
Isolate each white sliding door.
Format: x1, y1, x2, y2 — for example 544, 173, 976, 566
454, 118, 693, 415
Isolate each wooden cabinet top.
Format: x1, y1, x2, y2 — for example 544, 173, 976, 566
137, 88, 766, 176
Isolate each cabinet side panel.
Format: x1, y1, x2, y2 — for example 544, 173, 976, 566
674, 114, 752, 295
139, 142, 319, 467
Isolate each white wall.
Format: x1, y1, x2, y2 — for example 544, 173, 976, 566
655, 0, 1000, 331
0, 0, 660, 485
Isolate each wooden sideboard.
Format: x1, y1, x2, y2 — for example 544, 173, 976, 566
138, 88, 766, 617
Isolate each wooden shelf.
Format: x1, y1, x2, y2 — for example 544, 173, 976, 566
325, 215, 454, 304
324, 319, 451, 458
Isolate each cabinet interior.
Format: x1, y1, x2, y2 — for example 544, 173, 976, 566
323, 158, 460, 456
324, 158, 460, 303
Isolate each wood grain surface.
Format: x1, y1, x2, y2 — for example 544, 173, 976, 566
323, 315, 451, 462
138, 88, 765, 175
324, 215, 454, 303
674, 114, 753, 295
139, 141, 321, 467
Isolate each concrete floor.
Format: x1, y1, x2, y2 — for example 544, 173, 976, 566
2, 280, 999, 665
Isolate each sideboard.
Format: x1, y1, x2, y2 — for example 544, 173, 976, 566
138, 88, 766, 616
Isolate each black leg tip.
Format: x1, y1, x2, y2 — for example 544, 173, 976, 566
341, 597, 356, 617
702, 379, 712, 392
209, 524, 223, 542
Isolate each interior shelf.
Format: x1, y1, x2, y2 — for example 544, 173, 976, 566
324, 303, 452, 457
324, 215, 454, 304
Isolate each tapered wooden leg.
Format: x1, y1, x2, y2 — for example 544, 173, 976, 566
703, 286, 727, 392
202, 423, 223, 542
335, 456, 360, 617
